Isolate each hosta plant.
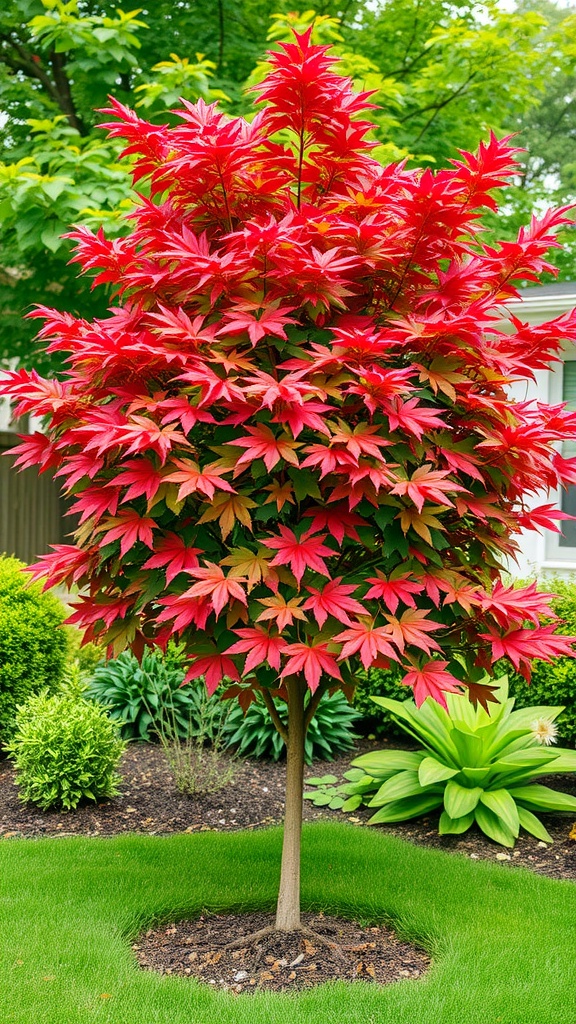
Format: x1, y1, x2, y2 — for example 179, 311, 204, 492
3, 30, 576, 934
348, 677, 576, 847
223, 690, 360, 763
87, 646, 226, 742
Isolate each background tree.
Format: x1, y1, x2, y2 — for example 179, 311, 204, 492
1, 1, 574, 372
2, 32, 576, 938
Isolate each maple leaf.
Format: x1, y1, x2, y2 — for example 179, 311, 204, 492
384, 608, 444, 655
228, 424, 301, 473
415, 358, 468, 402
196, 492, 257, 539
302, 504, 367, 545
163, 458, 236, 501
328, 420, 391, 460
517, 503, 575, 535
262, 526, 334, 587
112, 458, 165, 503
186, 562, 247, 617
402, 660, 463, 708
479, 580, 557, 628
385, 397, 447, 439
117, 416, 188, 462
26, 544, 98, 590
263, 479, 295, 511
216, 301, 297, 344
256, 594, 308, 631
465, 679, 501, 712
184, 652, 241, 695
333, 619, 400, 670
390, 465, 467, 513
364, 571, 422, 614
141, 533, 203, 584
220, 546, 277, 592
69, 485, 120, 525
280, 640, 343, 693
227, 627, 288, 673
97, 509, 156, 556
5, 432, 60, 473
480, 624, 576, 676
156, 593, 212, 632
302, 578, 367, 627
399, 507, 447, 545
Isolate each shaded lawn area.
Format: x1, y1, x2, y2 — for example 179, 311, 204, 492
1, 822, 575, 1024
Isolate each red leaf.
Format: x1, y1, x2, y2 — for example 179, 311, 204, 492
98, 509, 156, 556
186, 562, 247, 618
333, 619, 400, 670
227, 627, 288, 673
280, 640, 343, 693
302, 577, 366, 627
364, 572, 422, 614
184, 653, 240, 695
262, 526, 334, 587
141, 533, 203, 583
401, 660, 462, 709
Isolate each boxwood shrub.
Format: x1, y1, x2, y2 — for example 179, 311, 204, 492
6, 686, 125, 810
0, 555, 69, 744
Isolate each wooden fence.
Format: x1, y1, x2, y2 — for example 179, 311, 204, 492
0, 430, 71, 565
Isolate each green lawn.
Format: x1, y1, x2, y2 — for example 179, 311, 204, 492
1, 822, 574, 1024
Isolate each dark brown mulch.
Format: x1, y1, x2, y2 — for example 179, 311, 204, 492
133, 911, 430, 993
1, 737, 575, 881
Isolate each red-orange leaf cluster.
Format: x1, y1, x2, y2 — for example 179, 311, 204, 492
3, 31, 576, 708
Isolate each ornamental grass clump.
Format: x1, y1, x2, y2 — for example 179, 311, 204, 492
347, 676, 576, 847
2, 29, 576, 935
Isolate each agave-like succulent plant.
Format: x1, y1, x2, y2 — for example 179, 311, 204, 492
347, 676, 576, 847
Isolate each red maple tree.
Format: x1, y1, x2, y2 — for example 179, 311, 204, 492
3, 30, 576, 935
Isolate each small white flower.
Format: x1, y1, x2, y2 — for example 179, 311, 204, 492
530, 718, 558, 746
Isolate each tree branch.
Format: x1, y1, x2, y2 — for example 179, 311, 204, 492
49, 49, 86, 135
261, 686, 288, 744
0, 34, 62, 108
304, 680, 329, 732
0, 33, 86, 134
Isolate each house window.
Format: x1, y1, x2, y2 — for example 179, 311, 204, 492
559, 360, 576, 548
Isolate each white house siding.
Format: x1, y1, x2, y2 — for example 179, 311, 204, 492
503, 284, 576, 579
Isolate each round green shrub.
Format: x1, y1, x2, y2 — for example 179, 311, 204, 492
223, 690, 361, 763
502, 576, 576, 747
0, 555, 69, 743
6, 687, 125, 810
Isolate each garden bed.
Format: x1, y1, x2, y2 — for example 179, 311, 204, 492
1, 738, 575, 881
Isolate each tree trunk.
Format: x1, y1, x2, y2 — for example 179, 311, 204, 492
274, 675, 306, 932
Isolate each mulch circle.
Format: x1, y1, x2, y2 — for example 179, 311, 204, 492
133, 911, 430, 993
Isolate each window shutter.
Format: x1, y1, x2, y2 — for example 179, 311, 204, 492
560, 361, 576, 546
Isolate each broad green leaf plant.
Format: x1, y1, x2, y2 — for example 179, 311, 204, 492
348, 677, 576, 847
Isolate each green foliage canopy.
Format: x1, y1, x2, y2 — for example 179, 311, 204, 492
0, 0, 575, 371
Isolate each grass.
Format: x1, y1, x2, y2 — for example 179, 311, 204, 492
1, 821, 575, 1024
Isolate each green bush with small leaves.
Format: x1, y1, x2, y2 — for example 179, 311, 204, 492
0, 555, 69, 743
352, 666, 409, 737
223, 691, 361, 763
86, 645, 226, 742
7, 686, 125, 810
505, 576, 576, 747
